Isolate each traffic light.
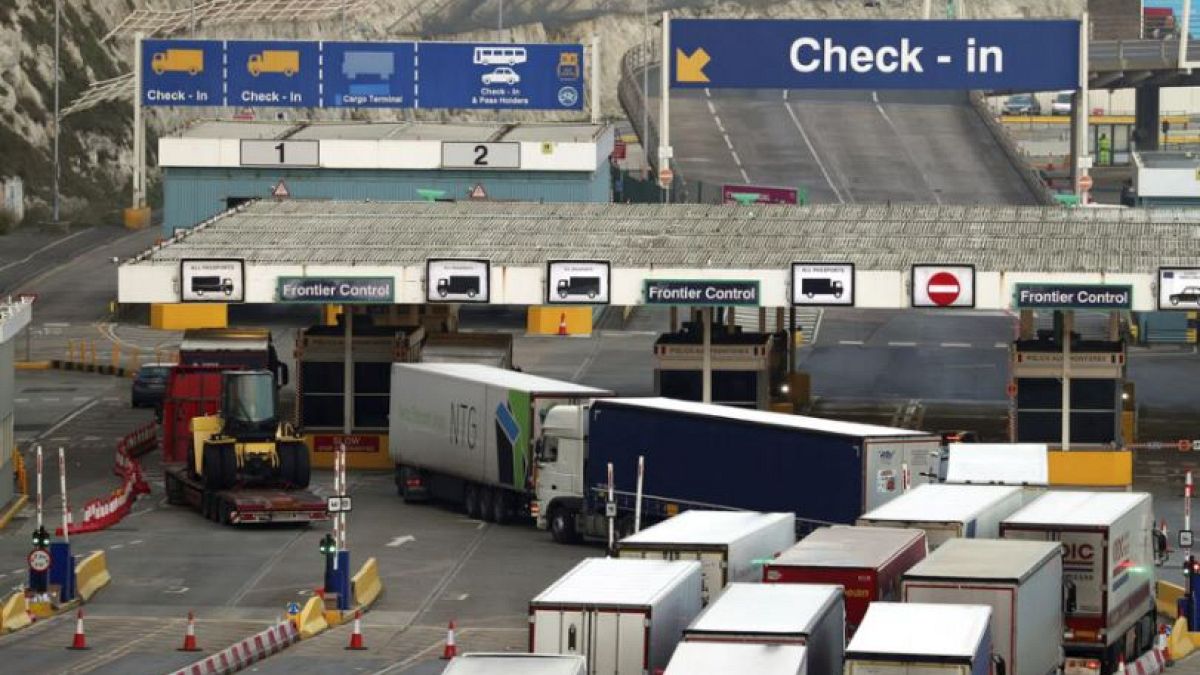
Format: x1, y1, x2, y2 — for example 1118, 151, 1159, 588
31, 525, 50, 549
319, 533, 335, 556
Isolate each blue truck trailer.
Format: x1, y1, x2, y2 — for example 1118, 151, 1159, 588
534, 397, 942, 543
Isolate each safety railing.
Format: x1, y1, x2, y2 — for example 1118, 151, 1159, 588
967, 91, 1059, 206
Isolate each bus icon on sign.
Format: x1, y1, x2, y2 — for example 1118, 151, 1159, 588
474, 46, 527, 66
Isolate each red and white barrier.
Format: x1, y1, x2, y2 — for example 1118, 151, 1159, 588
170, 621, 299, 675
1128, 647, 1167, 675
54, 426, 153, 536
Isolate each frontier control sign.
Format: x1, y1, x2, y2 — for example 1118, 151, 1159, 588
670, 19, 1080, 91
277, 277, 394, 303
1014, 284, 1133, 310
644, 280, 759, 306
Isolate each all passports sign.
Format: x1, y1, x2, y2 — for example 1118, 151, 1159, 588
670, 19, 1080, 91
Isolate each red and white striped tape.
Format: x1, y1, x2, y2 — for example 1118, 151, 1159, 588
169, 621, 299, 675
1128, 647, 1166, 675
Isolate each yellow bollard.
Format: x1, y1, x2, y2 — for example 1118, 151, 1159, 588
111, 343, 121, 369
89, 340, 97, 366
130, 348, 140, 372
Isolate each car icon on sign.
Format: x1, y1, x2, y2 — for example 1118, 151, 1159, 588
1169, 286, 1200, 305
482, 67, 520, 85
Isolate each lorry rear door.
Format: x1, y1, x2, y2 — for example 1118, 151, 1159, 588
903, 584, 1015, 675
620, 548, 726, 605
1005, 528, 1104, 643
533, 608, 645, 675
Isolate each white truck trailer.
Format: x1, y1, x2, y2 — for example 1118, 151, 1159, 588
682, 582, 844, 674
529, 558, 703, 675
665, 642, 806, 675
856, 484, 1025, 549
617, 510, 795, 604
442, 653, 586, 675
844, 602, 994, 675
1001, 491, 1160, 674
901, 538, 1064, 675
945, 443, 1048, 505
389, 363, 612, 522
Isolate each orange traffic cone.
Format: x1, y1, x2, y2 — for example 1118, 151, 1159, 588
179, 611, 201, 652
557, 313, 568, 336
67, 609, 89, 650
440, 619, 458, 659
346, 611, 366, 651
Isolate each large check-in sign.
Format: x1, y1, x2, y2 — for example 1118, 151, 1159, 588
670, 19, 1080, 90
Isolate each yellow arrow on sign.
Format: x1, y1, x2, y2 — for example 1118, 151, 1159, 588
676, 48, 711, 83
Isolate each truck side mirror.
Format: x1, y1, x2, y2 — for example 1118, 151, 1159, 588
278, 362, 290, 388
1153, 528, 1168, 566
992, 655, 1007, 675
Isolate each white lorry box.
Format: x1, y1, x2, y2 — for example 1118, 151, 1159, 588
443, 653, 587, 675
683, 583, 843, 674
902, 538, 1064, 675
617, 510, 795, 604
945, 443, 1049, 491
1001, 491, 1157, 672
666, 641, 806, 675
857, 484, 1025, 550
530, 558, 703, 675
845, 602, 993, 675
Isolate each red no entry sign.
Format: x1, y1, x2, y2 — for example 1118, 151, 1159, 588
927, 271, 961, 306
28, 548, 50, 573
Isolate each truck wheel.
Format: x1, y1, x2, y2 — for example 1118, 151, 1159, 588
464, 484, 481, 519
479, 487, 497, 523
550, 507, 579, 544
203, 443, 224, 491
291, 443, 311, 488
491, 490, 511, 525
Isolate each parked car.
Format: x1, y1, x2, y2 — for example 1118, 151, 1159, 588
131, 363, 174, 409
1051, 91, 1073, 115
1003, 93, 1041, 115
482, 66, 520, 85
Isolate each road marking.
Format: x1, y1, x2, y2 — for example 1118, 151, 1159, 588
941, 342, 972, 348
225, 528, 306, 607
713, 115, 725, 133
109, 544, 124, 550
888, 341, 918, 347
784, 100, 845, 204
722, 134, 733, 150
72, 396, 90, 403
35, 398, 100, 442
165, 586, 189, 594
706, 99, 716, 114
43, 397, 59, 403
129, 539, 143, 545
730, 150, 743, 166
838, 340, 864, 346
871, 91, 943, 205
0, 227, 94, 273
456, 593, 470, 601
994, 342, 1010, 349
386, 535, 416, 548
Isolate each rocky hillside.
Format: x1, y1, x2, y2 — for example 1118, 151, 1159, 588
0, 0, 1084, 226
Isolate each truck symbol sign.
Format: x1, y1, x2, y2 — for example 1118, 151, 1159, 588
152, 49, 204, 75
557, 276, 601, 299
342, 51, 394, 79
191, 276, 235, 297
437, 276, 481, 298
801, 277, 843, 299
248, 50, 300, 77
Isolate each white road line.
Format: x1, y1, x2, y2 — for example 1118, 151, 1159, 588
713, 115, 725, 133
784, 100, 845, 204
129, 539, 143, 545
109, 544, 124, 550
706, 99, 716, 115
994, 342, 1010, 349
722, 134, 733, 150
941, 342, 973, 348
456, 593, 470, 601
738, 166, 751, 183
43, 397, 59, 403
730, 150, 743, 166
386, 535, 416, 547
871, 90, 943, 205
0, 227, 94, 273
888, 341, 918, 347
838, 340, 864, 346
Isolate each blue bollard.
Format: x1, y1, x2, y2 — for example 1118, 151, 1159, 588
48, 541, 75, 603
331, 550, 351, 611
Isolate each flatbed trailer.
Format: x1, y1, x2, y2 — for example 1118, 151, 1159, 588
164, 463, 328, 525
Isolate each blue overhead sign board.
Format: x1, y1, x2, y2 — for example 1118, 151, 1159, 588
226, 40, 321, 107
323, 42, 414, 108
670, 19, 1080, 91
142, 39, 223, 106
417, 42, 585, 110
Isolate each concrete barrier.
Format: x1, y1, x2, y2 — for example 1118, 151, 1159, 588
0, 591, 30, 634
75, 550, 111, 602
1158, 579, 1185, 617
351, 557, 382, 609
1169, 616, 1195, 659
170, 621, 299, 675
296, 595, 327, 639
1047, 450, 1133, 488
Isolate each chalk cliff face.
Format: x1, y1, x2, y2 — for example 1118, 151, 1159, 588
0, 0, 1084, 224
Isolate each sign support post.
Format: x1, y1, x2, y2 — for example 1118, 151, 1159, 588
1180, 1, 1192, 70
591, 35, 601, 125
343, 308, 353, 436
659, 11, 671, 203
1073, 13, 1090, 202
1061, 310, 1073, 451
701, 307, 712, 404
133, 32, 145, 210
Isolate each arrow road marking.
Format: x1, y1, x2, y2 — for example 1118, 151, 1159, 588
386, 535, 416, 547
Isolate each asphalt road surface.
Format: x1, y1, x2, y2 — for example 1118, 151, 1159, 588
647, 66, 1037, 205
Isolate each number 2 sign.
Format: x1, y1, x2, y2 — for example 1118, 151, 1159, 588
441, 142, 520, 169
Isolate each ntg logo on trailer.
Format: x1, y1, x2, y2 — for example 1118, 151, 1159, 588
670, 19, 1080, 91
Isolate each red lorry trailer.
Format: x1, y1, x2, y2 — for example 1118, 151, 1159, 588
762, 525, 927, 638
161, 365, 328, 525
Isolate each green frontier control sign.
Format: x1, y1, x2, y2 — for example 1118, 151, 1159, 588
644, 279, 760, 306
1013, 283, 1133, 310
277, 277, 394, 303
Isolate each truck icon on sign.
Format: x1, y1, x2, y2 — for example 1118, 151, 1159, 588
437, 276, 481, 298
248, 50, 300, 77
557, 276, 601, 299
152, 49, 204, 75
801, 278, 844, 299
342, 51, 394, 80
191, 276, 235, 297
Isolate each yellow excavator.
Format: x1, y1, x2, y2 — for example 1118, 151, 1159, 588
191, 370, 310, 490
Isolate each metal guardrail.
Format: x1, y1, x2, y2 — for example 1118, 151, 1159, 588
967, 91, 1058, 207
618, 39, 660, 173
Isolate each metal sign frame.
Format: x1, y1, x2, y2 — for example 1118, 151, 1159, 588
179, 258, 246, 303
546, 259, 612, 305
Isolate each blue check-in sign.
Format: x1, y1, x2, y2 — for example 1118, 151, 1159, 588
323, 42, 415, 108
418, 42, 585, 110
226, 40, 320, 107
142, 39, 224, 106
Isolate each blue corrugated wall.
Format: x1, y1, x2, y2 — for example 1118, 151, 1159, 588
163, 167, 612, 234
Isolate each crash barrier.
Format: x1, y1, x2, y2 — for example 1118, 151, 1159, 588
1170, 616, 1195, 659
170, 621, 300, 675
351, 557, 382, 610
74, 551, 111, 602
1129, 646, 1167, 675
296, 595, 328, 639
967, 91, 1058, 206
1158, 580, 1186, 617
55, 431, 152, 536
1046, 450, 1133, 488
0, 590, 30, 633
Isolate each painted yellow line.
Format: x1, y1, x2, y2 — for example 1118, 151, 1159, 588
14, 361, 53, 371
1000, 114, 1191, 125
0, 494, 28, 531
